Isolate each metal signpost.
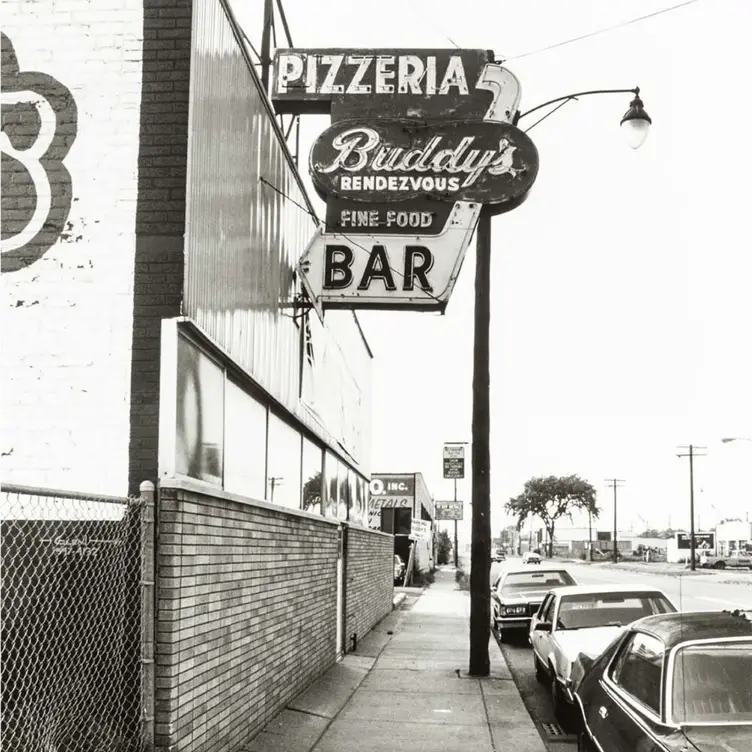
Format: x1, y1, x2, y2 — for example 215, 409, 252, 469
442, 444, 466, 568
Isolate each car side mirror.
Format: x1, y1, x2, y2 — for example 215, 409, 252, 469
534, 622, 552, 633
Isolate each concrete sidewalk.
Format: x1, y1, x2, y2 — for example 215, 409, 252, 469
243, 567, 545, 752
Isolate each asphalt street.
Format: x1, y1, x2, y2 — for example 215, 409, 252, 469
481, 556, 752, 751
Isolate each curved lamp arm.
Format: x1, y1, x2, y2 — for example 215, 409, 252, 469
514, 87, 640, 124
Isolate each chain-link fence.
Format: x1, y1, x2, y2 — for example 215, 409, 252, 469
1, 483, 155, 752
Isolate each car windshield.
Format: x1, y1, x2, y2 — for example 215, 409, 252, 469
500, 571, 574, 595
671, 641, 752, 724
556, 592, 675, 630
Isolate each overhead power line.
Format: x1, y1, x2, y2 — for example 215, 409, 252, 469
507, 0, 704, 61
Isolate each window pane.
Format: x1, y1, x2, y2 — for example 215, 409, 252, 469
224, 380, 267, 500
324, 452, 339, 519
672, 641, 752, 723
337, 461, 350, 521
348, 473, 366, 526
394, 508, 412, 535
301, 437, 323, 515
266, 412, 302, 509
359, 477, 368, 527
176, 336, 224, 485
612, 633, 664, 714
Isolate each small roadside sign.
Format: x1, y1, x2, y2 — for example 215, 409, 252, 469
443, 445, 465, 479
434, 500, 464, 521
409, 519, 432, 541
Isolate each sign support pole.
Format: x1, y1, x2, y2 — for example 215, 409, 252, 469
469, 212, 492, 677
453, 478, 459, 568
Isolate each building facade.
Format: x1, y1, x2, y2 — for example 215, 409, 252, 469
369, 472, 435, 573
2, 2, 392, 749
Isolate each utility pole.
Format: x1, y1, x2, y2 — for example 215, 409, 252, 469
269, 476, 284, 503
605, 479, 626, 563
588, 508, 593, 561
469, 212, 492, 677
677, 445, 707, 571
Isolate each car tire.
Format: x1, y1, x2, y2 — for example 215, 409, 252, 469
714, 561, 726, 569
533, 652, 546, 683
550, 670, 571, 727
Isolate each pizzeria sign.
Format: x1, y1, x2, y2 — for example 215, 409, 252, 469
271, 48, 539, 313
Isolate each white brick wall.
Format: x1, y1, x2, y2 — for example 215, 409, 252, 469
1, 1, 144, 495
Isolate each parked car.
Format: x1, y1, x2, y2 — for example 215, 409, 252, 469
393, 555, 406, 584
572, 610, 752, 751
490, 567, 577, 641
699, 551, 752, 569
492, 548, 507, 562
522, 551, 542, 565
529, 584, 677, 724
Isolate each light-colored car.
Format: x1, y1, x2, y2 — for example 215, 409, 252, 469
393, 554, 406, 584
522, 551, 541, 565
529, 584, 676, 723
490, 567, 577, 641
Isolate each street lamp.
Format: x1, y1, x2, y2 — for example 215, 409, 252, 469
468, 83, 652, 676
514, 87, 652, 148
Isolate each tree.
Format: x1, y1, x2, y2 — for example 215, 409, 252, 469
302, 471, 322, 513
436, 530, 452, 565
506, 475, 600, 558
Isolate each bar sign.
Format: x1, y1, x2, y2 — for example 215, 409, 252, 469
443, 445, 465, 479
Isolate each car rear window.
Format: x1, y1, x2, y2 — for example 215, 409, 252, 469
671, 641, 752, 723
557, 592, 675, 630
501, 571, 575, 593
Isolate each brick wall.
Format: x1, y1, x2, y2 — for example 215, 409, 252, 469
127, 0, 191, 495
345, 526, 394, 650
155, 485, 340, 752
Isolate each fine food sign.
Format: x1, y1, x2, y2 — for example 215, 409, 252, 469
310, 119, 538, 208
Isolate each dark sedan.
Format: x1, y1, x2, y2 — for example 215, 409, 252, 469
573, 610, 752, 752
490, 567, 577, 642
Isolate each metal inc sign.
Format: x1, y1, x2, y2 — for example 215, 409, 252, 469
310, 119, 538, 207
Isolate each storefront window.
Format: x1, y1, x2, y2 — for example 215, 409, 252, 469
348, 472, 366, 526
324, 452, 339, 519
338, 461, 350, 521
223, 380, 267, 500
176, 336, 224, 485
266, 412, 302, 509
301, 437, 323, 515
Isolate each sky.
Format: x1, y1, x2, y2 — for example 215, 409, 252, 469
235, 0, 752, 542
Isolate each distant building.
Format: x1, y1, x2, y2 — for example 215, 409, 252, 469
369, 473, 434, 574
715, 520, 752, 556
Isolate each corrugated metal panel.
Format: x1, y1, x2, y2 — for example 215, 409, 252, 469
184, 0, 313, 411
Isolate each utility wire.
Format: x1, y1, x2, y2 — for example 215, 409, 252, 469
404, 0, 461, 49
508, 0, 703, 61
